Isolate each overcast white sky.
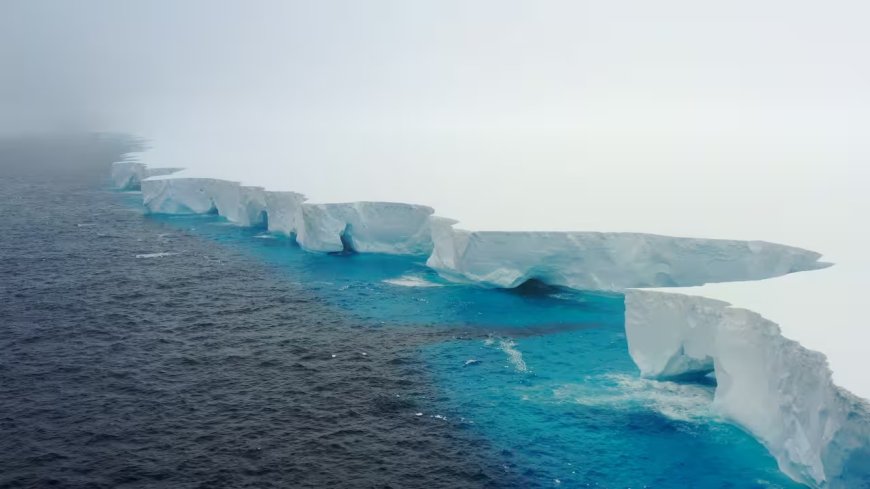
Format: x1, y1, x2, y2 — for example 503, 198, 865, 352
2, 1, 868, 393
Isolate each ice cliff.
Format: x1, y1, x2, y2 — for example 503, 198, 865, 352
139, 175, 434, 254
426, 223, 828, 290
111, 160, 182, 191
296, 202, 434, 254
625, 290, 870, 489
114, 153, 867, 489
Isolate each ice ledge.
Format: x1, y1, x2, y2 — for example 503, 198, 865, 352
625, 289, 870, 489
111, 161, 183, 191
135, 169, 829, 283
426, 222, 830, 291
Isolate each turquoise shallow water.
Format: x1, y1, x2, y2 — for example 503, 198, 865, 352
142, 203, 802, 489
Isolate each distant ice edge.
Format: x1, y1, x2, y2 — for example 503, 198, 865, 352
625, 290, 870, 489
112, 155, 867, 488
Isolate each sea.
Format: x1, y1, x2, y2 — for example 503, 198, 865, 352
0, 135, 802, 488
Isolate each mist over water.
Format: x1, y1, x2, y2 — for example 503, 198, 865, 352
0, 137, 514, 488
2, 1, 867, 244
2, 0, 870, 485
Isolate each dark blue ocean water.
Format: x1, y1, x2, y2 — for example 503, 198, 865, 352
0, 136, 802, 488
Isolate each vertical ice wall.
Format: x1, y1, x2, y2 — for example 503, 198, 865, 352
427, 227, 829, 290
139, 176, 436, 254
625, 290, 870, 489
296, 202, 435, 254
262, 191, 306, 236
110, 161, 182, 190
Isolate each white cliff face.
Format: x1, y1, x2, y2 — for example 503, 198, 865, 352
427, 228, 829, 290
140, 176, 435, 255
296, 202, 435, 254
263, 191, 306, 236
141, 177, 231, 214
210, 184, 268, 228
110, 161, 181, 190
141, 177, 280, 229
625, 290, 870, 489
624, 291, 721, 378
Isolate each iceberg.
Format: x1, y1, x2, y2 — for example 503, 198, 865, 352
140, 176, 435, 254
141, 177, 239, 215
116, 152, 868, 489
427, 224, 829, 290
296, 202, 435, 254
142, 176, 275, 228
262, 190, 306, 236
625, 289, 870, 489
110, 160, 182, 191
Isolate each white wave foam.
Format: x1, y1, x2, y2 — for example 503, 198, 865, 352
499, 339, 529, 373
554, 374, 715, 423
135, 252, 178, 259
383, 275, 443, 287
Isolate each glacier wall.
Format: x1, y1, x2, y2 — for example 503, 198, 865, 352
262, 191, 305, 236
625, 290, 870, 489
296, 202, 435, 254
427, 226, 828, 291
139, 175, 435, 255
115, 152, 867, 489
110, 161, 182, 191
141, 177, 235, 215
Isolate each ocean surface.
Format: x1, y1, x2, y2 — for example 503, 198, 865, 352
0, 135, 802, 488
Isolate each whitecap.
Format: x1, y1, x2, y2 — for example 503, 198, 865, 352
553, 374, 715, 423
499, 339, 528, 373
135, 252, 178, 259
383, 275, 443, 287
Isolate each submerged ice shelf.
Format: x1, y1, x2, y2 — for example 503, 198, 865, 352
112, 153, 869, 489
